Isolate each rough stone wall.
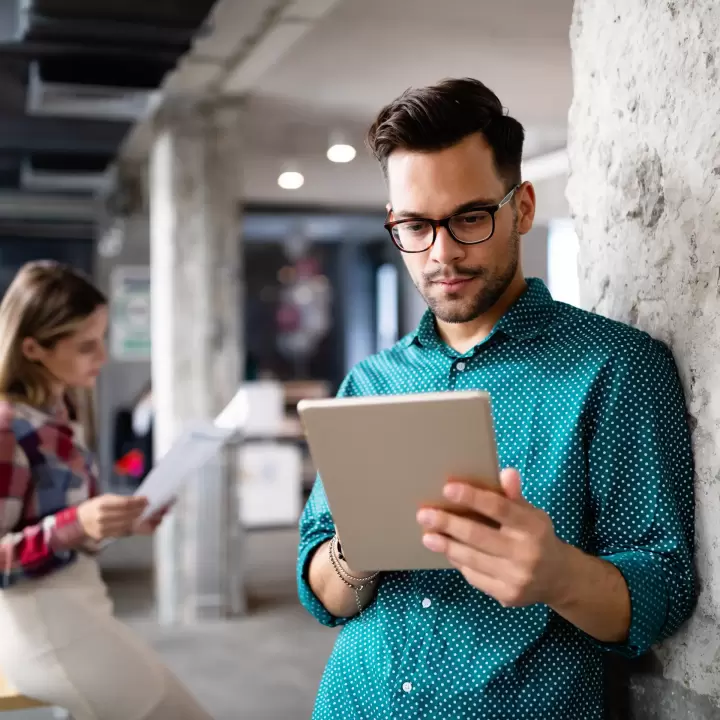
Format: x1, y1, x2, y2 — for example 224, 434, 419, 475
567, 0, 720, 716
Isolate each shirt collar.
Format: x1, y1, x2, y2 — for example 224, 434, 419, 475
400, 277, 556, 350
399, 306, 441, 350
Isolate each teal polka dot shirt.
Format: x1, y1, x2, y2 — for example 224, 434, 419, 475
297, 278, 695, 720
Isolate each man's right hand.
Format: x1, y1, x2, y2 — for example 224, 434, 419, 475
77, 494, 149, 541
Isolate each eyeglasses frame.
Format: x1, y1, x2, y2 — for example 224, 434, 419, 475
383, 184, 521, 254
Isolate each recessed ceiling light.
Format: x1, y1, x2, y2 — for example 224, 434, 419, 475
327, 143, 356, 163
278, 170, 304, 190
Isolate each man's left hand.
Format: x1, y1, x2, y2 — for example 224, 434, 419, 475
417, 468, 571, 608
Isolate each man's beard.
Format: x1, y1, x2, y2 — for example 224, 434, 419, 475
416, 227, 521, 325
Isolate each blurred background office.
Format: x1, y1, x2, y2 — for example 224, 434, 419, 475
0, 2, 600, 718
1, 0, 718, 718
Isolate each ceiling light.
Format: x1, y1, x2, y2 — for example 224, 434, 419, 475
327, 131, 357, 163
278, 170, 304, 190
327, 143, 356, 163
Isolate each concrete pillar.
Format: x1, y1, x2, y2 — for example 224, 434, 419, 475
568, 1, 720, 717
149, 102, 245, 624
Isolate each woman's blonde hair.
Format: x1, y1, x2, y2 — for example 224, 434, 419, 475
0, 260, 107, 409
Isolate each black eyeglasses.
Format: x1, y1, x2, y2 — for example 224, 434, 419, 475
384, 185, 520, 254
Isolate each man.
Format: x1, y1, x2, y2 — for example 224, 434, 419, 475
297, 78, 695, 719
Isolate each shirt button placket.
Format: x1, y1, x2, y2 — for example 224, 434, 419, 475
448, 358, 468, 390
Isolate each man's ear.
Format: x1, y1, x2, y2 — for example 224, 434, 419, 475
515, 182, 536, 235
21, 337, 43, 362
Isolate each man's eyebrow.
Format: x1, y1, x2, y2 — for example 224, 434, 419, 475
393, 197, 499, 220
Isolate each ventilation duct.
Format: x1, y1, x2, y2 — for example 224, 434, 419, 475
20, 152, 114, 192
20, 160, 111, 192
26, 61, 160, 121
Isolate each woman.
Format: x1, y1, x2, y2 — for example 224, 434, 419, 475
0, 261, 211, 720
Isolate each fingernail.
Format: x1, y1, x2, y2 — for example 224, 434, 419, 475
417, 509, 436, 526
423, 534, 445, 552
443, 484, 461, 501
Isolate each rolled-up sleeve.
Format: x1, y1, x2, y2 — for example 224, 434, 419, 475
297, 372, 359, 628
0, 423, 84, 587
587, 335, 695, 657
297, 477, 348, 627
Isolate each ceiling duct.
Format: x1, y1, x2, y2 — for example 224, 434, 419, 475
26, 61, 160, 121
0, 0, 218, 202
20, 159, 112, 192
20, 151, 114, 192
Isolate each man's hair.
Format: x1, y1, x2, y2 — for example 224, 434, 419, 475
366, 77, 525, 188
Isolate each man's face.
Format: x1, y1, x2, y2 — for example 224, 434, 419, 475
387, 133, 532, 324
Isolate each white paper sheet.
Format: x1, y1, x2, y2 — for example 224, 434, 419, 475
134, 423, 238, 519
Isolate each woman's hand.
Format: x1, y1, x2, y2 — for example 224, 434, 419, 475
77, 494, 149, 541
134, 504, 173, 536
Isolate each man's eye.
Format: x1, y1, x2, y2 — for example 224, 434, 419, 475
458, 212, 489, 225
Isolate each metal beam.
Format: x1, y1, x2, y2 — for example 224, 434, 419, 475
0, 116, 130, 154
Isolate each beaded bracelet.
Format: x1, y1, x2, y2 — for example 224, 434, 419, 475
328, 535, 379, 616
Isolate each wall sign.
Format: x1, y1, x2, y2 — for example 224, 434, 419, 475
110, 266, 151, 361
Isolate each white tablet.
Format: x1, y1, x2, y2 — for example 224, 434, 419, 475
297, 390, 500, 572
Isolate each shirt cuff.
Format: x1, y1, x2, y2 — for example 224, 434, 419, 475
596, 550, 668, 658
51, 506, 88, 551
297, 534, 350, 628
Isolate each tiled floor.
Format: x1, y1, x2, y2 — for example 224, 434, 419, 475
4, 529, 337, 720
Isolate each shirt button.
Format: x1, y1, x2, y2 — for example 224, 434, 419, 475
422, 598, 432, 609
456, 361, 466, 371
402, 682, 413, 693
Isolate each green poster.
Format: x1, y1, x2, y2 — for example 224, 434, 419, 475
110, 266, 151, 361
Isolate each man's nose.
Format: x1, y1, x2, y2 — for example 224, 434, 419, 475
428, 226, 465, 265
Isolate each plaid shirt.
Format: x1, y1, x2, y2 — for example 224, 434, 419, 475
0, 399, 98, 588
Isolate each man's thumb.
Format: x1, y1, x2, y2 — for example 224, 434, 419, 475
500, 468, 523, 501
